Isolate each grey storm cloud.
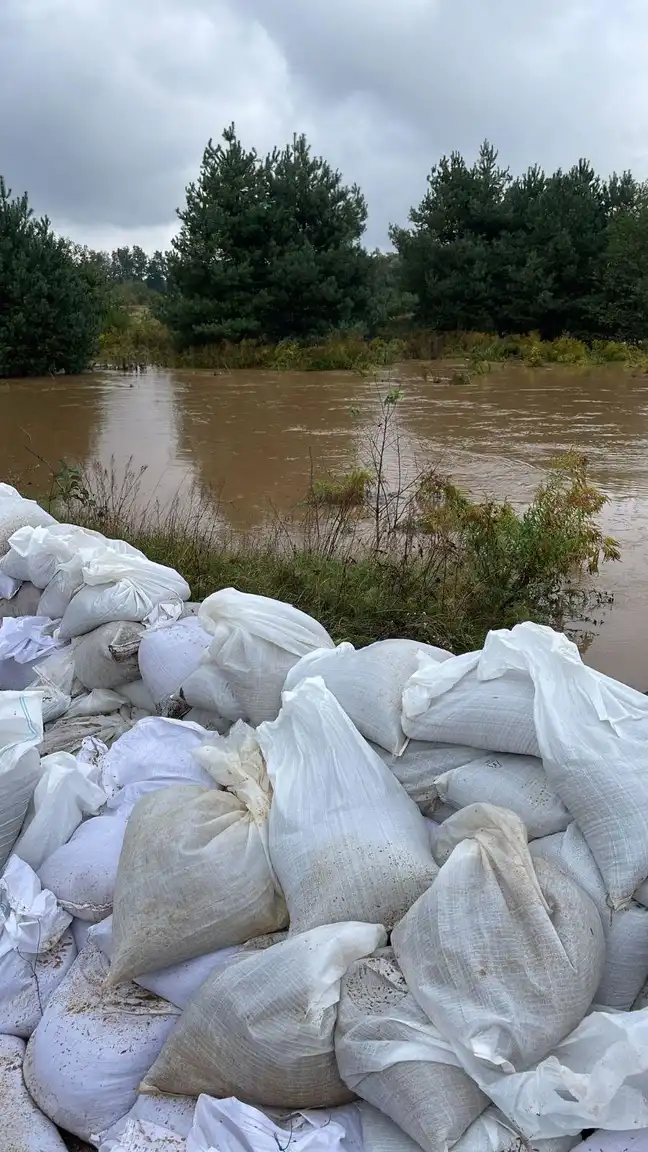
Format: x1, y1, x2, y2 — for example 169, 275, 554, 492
1, 0, 648, 251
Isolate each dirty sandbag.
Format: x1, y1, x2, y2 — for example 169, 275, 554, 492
58, 546, 190, 640
359, 1104, 423, 1152
0, 689, 43, 869
0, 581, 41, 618
96, 715, 215, 802
0, 1035, 67, 1152
568, 1132, 648, 1152
39, 711, 133, 757
39, 809, 129, 922
98, 1117, 186, 1150
180, 661, 241, 721
94, 913, 287, 1009
65, 688, 128, 717
285, 639, 453, 756
258, 678, 437, 934
109, 725, 287, 983
0, 486, 56, 557
475, 622, 648, 909
530, 823, 648, 1010
96, 1094, 196, 1149
13, 751, 107, 871
24, 943, 180, 1143
198, 587, 334, 726
73, 620, 144, 691
143, 921, 387, 1107
0, 856, 76, 1039
138, 615, 212, 706
371, 741, 490, 816
452, 1107, 578, 1152
392, 804, 605, 1076
335, 948, 488, 1152
186, 1095, 351, 1152
473, 1008, 648, 1139
434, 753, 571, 840
402, 650, 539, 756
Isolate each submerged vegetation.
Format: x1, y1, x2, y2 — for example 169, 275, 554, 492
41, 397, 618, 654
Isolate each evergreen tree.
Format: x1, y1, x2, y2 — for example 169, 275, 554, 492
160, 125, 371, 347
0, 179, 104, 377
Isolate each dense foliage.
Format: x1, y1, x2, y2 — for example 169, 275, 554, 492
5, 131, 648, 377
392, 141, 648, 341
0, 180, 105, 377
158, 126, 373, 348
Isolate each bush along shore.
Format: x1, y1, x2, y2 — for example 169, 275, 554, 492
95, 309, 648, 375
42, 396, 619, 655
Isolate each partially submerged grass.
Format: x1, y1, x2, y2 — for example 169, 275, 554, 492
42, 396, 619, 653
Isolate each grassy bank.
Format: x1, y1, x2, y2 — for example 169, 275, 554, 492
97, 309, 648, 374
45, 399, 619, 654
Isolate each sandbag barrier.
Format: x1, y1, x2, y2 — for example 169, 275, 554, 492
1, 490, 648, 1150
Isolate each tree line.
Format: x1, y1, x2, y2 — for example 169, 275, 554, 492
2, 127, 648, 375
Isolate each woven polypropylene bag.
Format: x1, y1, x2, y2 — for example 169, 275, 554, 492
392, 805, 605, 1075
142, 921, 386, 1108
336, 949, 488, 1152
258, 677, 438, 934
73, 621, 144, 691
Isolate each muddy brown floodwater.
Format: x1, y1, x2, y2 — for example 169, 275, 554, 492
1, 361, 647, 687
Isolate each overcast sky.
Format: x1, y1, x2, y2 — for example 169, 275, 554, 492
2, 0, 648, 253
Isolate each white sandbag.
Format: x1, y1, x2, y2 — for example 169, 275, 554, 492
97, 1094, 196, 1148
568, 1132, 648, 1152
1, 522, 107, 586
0, 615, 65, 690
471, 622, 648, 908
117, 678, 156, 713
434, 753, 571, 839
0, 571, 21, 599
335, 949, 488, 1152
0, 1035, 67, 1152
71, 917, 93, 951
180, 661, 241, 721
186, 1095, 352, 1152
0, 486, 56, 557
65, 688, 127, 717
402, 650, 539, 756
392, 805, 605, 1075
143, 921, 387, 1107
0, 689, 43, 869
258, 677, 438, 934
372, 741, 490, 816
39, 711, 133, 756
359, 1103, 423, 1152
471, 1008, 648, 1138
39, 809, 129, 921
109, 723, 287, 983
99, 1118, 186, 1150
530, 824, 648, 1010
93, 913, 287, 1008
0, 581, 42, 617
59, 547, 190, 639
453, 1107, 578, 1152
183, 706, 229, 732
13, 751, 107, 871
24, 942, 180, 1142
285, 639, 452, 756
138, 615, 212, 706
73, 620, 144, 690
98, 715, 215, 802
0, 856, 76, 1038
199, 587, 334, 726
30, 644, 76, 723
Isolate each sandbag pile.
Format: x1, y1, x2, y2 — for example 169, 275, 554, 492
4, 487, 648, 1151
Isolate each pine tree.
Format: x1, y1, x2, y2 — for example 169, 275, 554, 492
0, 179, 104, 377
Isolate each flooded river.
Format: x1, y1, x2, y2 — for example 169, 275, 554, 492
2, 362, 647, 687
